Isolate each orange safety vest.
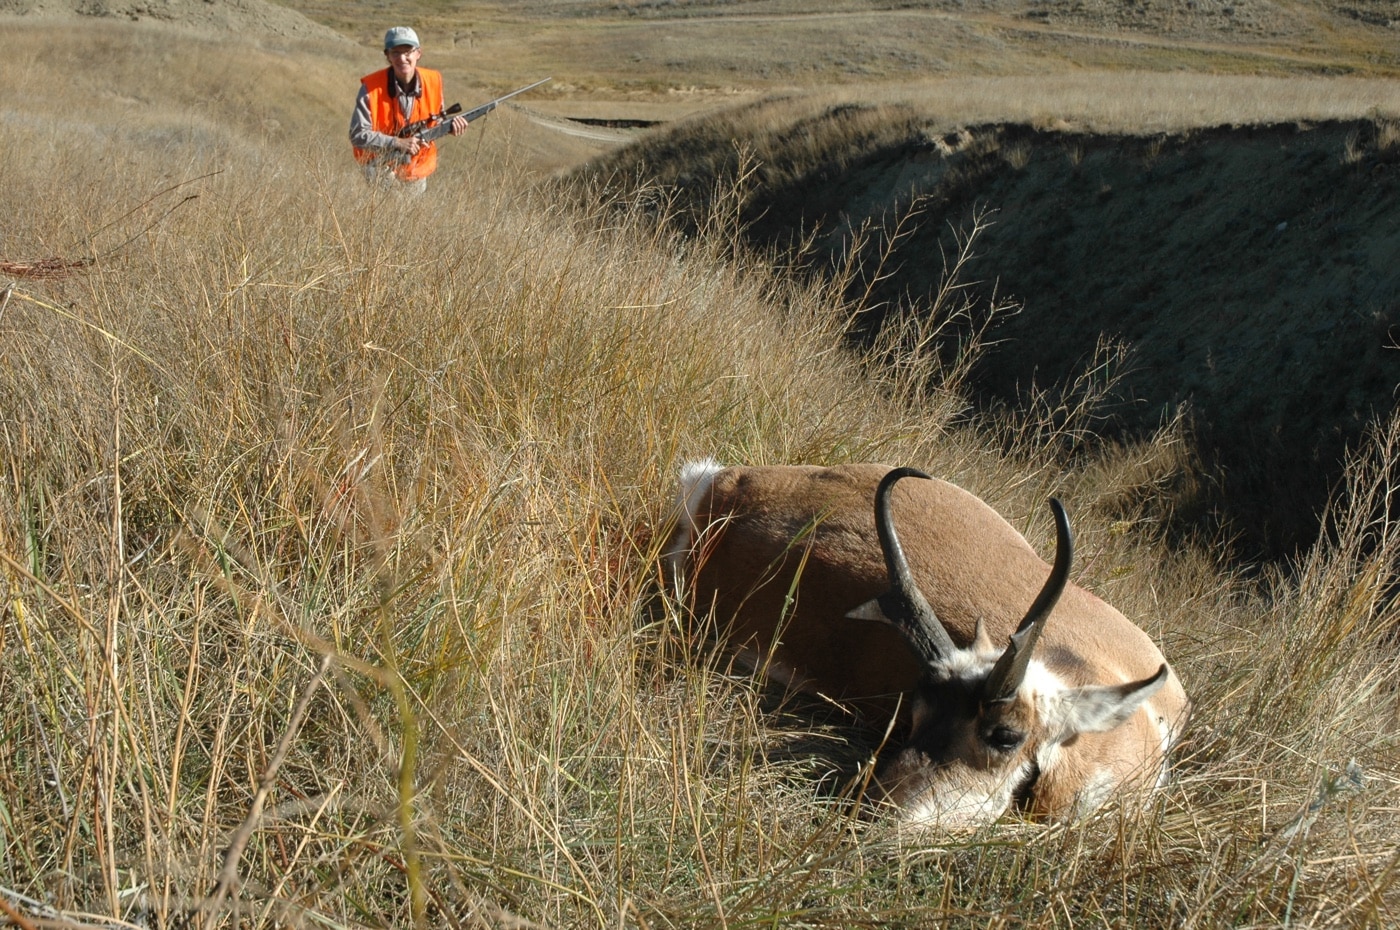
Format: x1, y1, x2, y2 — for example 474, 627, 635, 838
353, 67, 445, 181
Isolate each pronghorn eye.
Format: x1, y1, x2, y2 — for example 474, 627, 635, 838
984, 725, 1025, 753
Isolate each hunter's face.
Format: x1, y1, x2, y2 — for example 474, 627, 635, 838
385, 45, 420, 82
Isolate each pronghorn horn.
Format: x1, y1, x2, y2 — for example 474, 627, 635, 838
868, 466, 959, 666
984, 498, 1073, 705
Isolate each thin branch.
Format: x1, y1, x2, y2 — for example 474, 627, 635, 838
83, 170, 223, 254
198, 652, 334, 923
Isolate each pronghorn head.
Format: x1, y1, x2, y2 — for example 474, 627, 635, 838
848, 468, 1169, 828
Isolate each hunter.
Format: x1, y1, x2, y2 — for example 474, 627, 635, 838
350, 26, 469, 193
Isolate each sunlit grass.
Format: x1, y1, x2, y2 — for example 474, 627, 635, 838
1, 14, 1399, 930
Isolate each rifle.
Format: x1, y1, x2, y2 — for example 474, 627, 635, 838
406, 77, 552, 144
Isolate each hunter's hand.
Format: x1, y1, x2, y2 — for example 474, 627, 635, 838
450, 115, 469, 136
394, 136, 422, 155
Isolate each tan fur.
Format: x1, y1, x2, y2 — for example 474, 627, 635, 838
667, 461, 1189, 823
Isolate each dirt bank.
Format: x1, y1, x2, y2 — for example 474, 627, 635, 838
824, 120, 1400, 558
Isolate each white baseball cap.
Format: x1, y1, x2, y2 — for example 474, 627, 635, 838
383, 26, 421, 50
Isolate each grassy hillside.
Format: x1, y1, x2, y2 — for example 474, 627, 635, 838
2, 5, 1400, 929
274, 0, 1400, 92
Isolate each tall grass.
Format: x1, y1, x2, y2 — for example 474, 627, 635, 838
2, 24, 1399, 930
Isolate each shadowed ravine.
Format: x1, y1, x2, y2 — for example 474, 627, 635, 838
583, 115, 1400, 561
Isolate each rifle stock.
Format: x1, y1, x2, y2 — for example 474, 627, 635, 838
397, 102, 462, 139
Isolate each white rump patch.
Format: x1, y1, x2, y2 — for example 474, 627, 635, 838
665, 458, 725, 575
678, 458, 724, 499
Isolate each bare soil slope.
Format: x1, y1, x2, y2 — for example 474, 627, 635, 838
0, 0, 348, 42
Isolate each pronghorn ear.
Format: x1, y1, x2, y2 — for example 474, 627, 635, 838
1053, 665, 1169, 739
971, 618, 994, 653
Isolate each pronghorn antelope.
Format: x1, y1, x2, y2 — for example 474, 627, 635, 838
665, 460, 1189, 827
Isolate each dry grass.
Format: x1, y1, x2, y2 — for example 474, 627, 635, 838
2, 14, 1400, 930
276, 0, 1400, 94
